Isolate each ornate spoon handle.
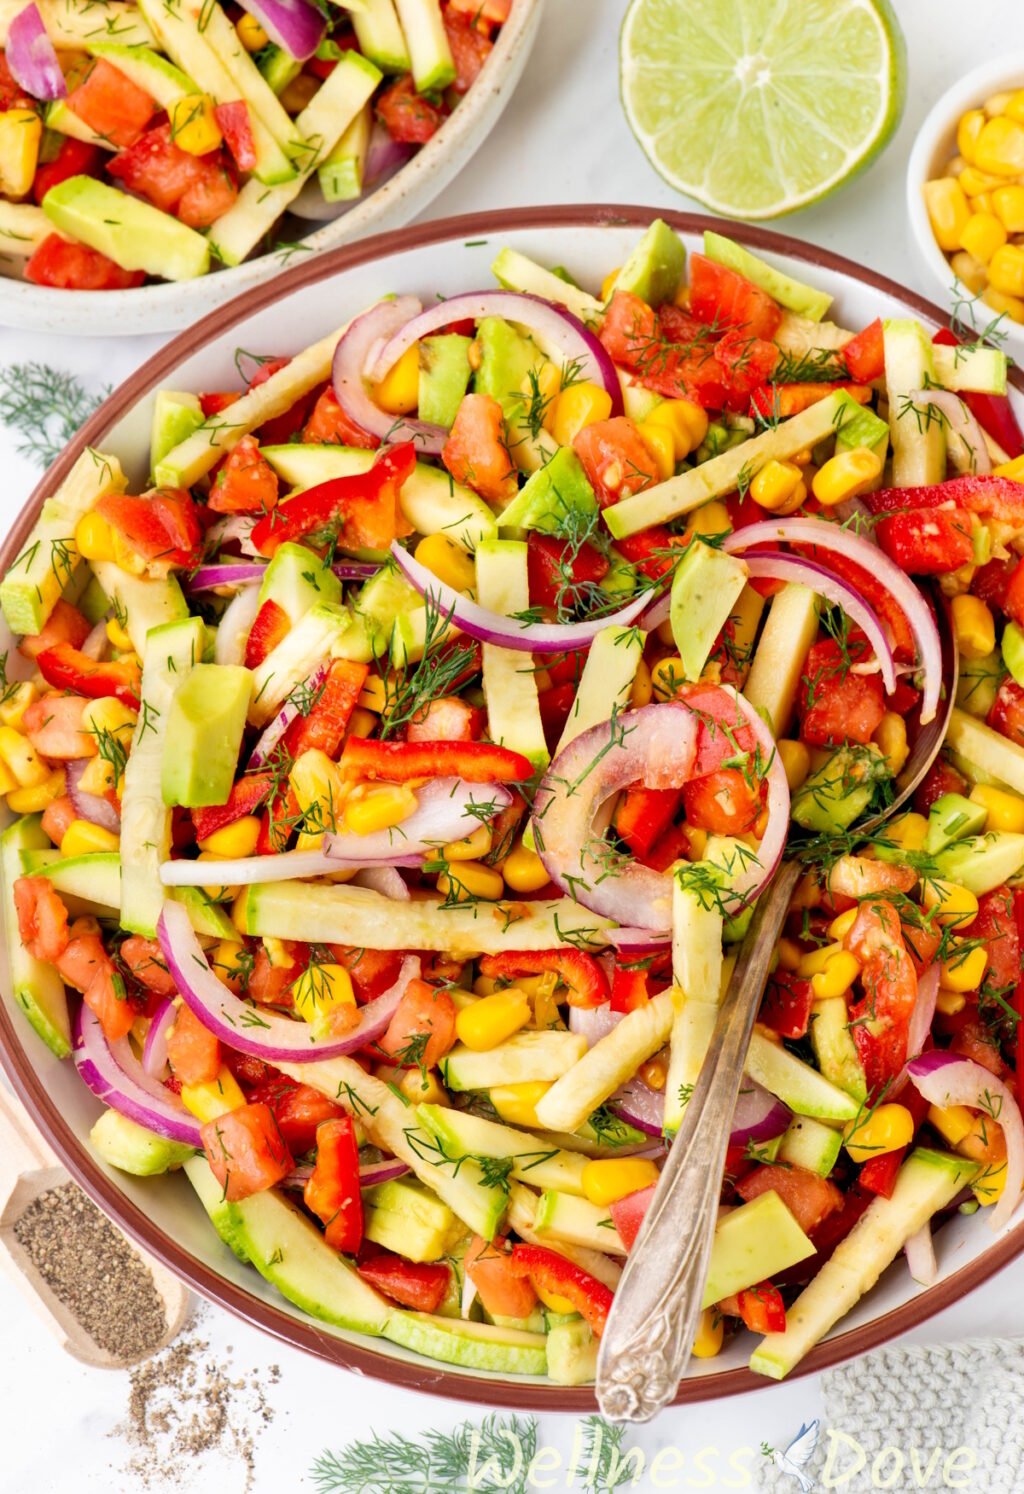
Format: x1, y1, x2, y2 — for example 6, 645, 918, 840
595, 861, 802, 1423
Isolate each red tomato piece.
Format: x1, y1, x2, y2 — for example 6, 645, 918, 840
875, 508, 974, 575
914, 756, 968, 816
638, 821, 692, 873
677, 682, 757, 776
405, 694, 481, 743
1004, 557, 1024, 629
57, 930, 134, 1041
841, 318, 885, 382
683, 768, 761, 835
750, 381, 870, 420
610, 964, 649, 1013
688, 253, 782, 339
377, 74, 446, 143
166, 1003, 221, 1085
304, 1116, 363, 1254
465, 1234, 538, 1318
191, 773, 273, 842
357, 1250, 450, 1311
25, 234, 145, 290
327, 945, 404, 1002
950, 1018, 1007, 1077
376, 979, 457, 1069
200, 391, 241, 417
214, 100, 257, 172
303, 385, 380, 448
96, 487, 202, 570
120, 936, 176, 996
246, 1075, 345, 1153
989, 678, 1024, 748
442, 6, 492, 92
67, 58, 155, 148
201, 1102, 293, 1201
573, 416, 660, 507
759, 970, 814, 1041
609, 1182, 655, 1250
209, 435, 279, 515
858, 1148, 905, 1199
718, 1281, 786, 1335
798, 637, 885, 747
13, 876, 69, 962
614, 785, 682, 859
22, 694, 94, 760
0, 50, 31, 109
33, 138, 103, 203
844, 898, 918, 1092
108, 122, 236, 229
526, 530, 609, 609
736, 1163, 843, 1234
18, 599, 90, 661
442, 392, 517, 504
968, 886, 1021, 1015
972, 555, 1019, 613
41, 795, 77, 848
713, 327, 779, 408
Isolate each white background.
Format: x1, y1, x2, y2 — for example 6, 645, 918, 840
3, 1, 1024, 1488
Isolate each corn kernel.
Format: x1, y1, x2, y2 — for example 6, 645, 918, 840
1005, 90, 1024, 124
581, 1157, 660, 1207
78, 754, 116, 795
636, 420, 675, 481
262, 936, 292, 969
490, 1080, 551, 1127
973, 1161, 1007, 1207
455, 987, 531, 1050
180, 1065, 246, 1122
198, 815, 261, 859
292, 961, 355, 1030
950, 250, 988, 293
797, 942, 846, 979
645, 397, 709, 459
828, 907, 858, 942
356, 673, 388, 713
398, 1067, 448, 1105
686, 826, 708, 861
985, 91, 1015, 116
777, 738, 810, 792
683, 498, 731, 540
975, 116, 1024, 176
347, 707, 376, 738
924, 177, 972, 251
873, 712, 909, 776
0, 758, 17, 795
343, 781, 416, 837
7, 768, 64, 813
0, 680, 35, 730
60, 818, 120, 857
844, 1103, 915, 1164
169, 93, 222, 156
74, 510, 117, 563
959, 165, 1004, 197
211, 940, 247, 987
960, 210, 1009, 264
989, 242, 1024, 296
0, 725, 48, 787
104, 615, 134, 653
921, 878, 979, 929
374, 343, 419, 416
995, 452, 1024, 481
550, 381, 613, 447
811, 447, 884, 507
650, 655, 685, 701
600, 266, 621, 302
82, 696, 138, 743
502, 839, 551, 893
969, 782, 1024, 833
957, 109, 987, 163
993, 184, 1024, 233
692, 1307, 724, 1359
811, 950, 861, 1000
982, 285, 1024, 323
776, 937, 802, 972
751, 459, 805, 514
951, 594, 996, 659
415, 532, 475, 592
639, 1056, 667, 1091
929, 1103, 976, 1145
936, 988, 967, 1016
939, 941, 988, 992
236, 12, 269, 49
443, 824, 492, 862
436, 860, 503, 902
0, 108, 41, 197
290, 748, 345, 842
628, 656, 653, 709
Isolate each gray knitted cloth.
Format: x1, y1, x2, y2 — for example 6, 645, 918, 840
757, 1337, 1023, 1493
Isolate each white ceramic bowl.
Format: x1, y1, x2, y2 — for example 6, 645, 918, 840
4, 207, 1024, 1408
0, 0, 544, 337
907, 52, 1024, 361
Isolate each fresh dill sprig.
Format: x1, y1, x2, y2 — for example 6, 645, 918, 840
309, 1413, 538, 1493
0, 363, 110, 468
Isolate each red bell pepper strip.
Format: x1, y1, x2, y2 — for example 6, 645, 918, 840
304, 1116, 363, 1254
95, 488, 203, 569
356, 1250, 450, 1311
933, 327, 1024, 459
250, 442, 416, 557
244, 598, 290, 670
191, 772, 273, 842
339, 736, 533, 784
613, 785, 681, 859
479, 948, 610, 1008
36, 643, 141, 710
509, 1243, 613, 1338
610, 963, 649, 1013
750, 381, 870, 420
841, 318, 885, 383
759, 969, 814, 1041
718, 1281, 786, 1335
858, 1147, 905, 1199
283, 658, 368, 760
874, 508, 974, 575
214, 100, 257, 172
863, 473, 1024, 523
639, 821, 692, 873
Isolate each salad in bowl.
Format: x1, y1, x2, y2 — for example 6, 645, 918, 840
3, 216, 1024, 1390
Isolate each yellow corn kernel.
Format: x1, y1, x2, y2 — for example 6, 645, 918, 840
0, 725, 48, 787
82, 696, 138, 743
1005, 90, 1024, 124
692, 1307, 725, 1359
811, 950, 862, 1001
973, 1161, 1007, 1207
501, 840, 551, 893
0, 680, 35, 730
645, 397, 709, 459
550, 381, 613, 447
993, 183, 1024, 233
982, 285, 1024, 323
628, 656, 653, 709
686, 825, 708, 861
398, 1067, 449, 1105
960, 210, 1009, 264
180, 1065, 246, 1122
827, 907, 858, 942
236, 11, 269, 49
347, 707, 376, 739
957, 109, 987, 163
74, 510, 117, 564
995, 452, 1024, 481
374, 343, 420, 416
922, 878, 979, 928
211, 940, 247, 984
356, 673, 388, 713
490, 1080, 551, 1127
169, 93, 222, 156
950, 250, 988, 294
750, 459, 805, 514
198, 815, 261, 859
639, 1056, 667, 1091
436, 860, 503, 902
443, 824, 492, 862
844, 1103, 915, 1164
343, 781, 416, 837
109, 527, 146, 576
929, 1103, 975, 1146
636, 420, 675, 481
581, 1157, 661, 1207
7, 768, 64, 813
936, 988, 967, 1016
951, 594, 996, 659
969, 783, 1024, 833
534, 1281, 577, 1314
811, 447, 884, 507
683, 498, 731, 540
959, 165, 1004, 197
776, 937, 802, 972
0, 108, 41, 198
600, 266, 621, 302
939, 941, 988, 992
924, 177, 972, 251
873, 712, 909, 777
292, 961, 355, 1029
77, 754, 116, 795
0, 758, 17, 795
60, 818, 120, 857
797, 942, 845, 979
105, 615, 134, 653
989, 242, 1024, 295
650, 655, 685, 701
414, 532, 475, 592
777, 738, 810, 793
455, 987, 531, 1051
976, 115, 1024, 175
263, 936, 292, 969
290, 748, 345, 842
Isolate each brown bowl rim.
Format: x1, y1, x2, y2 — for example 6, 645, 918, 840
2, 202, 1022, 1410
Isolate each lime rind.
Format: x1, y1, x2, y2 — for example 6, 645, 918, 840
620, 0, 907, 220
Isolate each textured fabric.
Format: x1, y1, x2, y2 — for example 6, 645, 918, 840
758, 1337, 1024, 1493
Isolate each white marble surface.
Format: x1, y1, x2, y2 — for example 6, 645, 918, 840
3, 1, 1024, 1487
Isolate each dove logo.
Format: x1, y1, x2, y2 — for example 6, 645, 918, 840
768, 1420, 819, 1493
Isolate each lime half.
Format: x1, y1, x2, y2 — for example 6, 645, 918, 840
620, 0, 907, 220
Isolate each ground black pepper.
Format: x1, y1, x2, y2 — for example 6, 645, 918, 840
13, 1181, 168, 1360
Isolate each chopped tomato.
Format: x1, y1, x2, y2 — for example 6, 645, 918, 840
200, 391, 241, 418
844, 898, 918, 1092
108, 122, 237, 229
284, 658, 369, 758
246, 1075, 345, 1153
798, 637, 885, 747
858, 1148, 905, 1199
406, 694, 481, 743
713, 328, 779, 405
376, 978, 457, 1069
479, 949, 609, 1008
303, 385, 380, 448
449, 0, 509, 21
600, 293, 731, 408
357, 1250, 450, 1311
304, 1116, 362, 1254
23, 694, 95, 760
465, 1234, 538, 1318
639, 821, 692, 873
209, 435, 279, 515
827, 855, 916, 904
718, 1281, 786, 1335
13, 876, 69, 962
33, 138, 103, 204
614, 785, 682, 859
950, 1018, 1007, 1077
41, 795, 77, 848
972, 555, 1019, 613
683, 767, 761, 835
989, 678, 1024, 748
573, 415, 660, 507
96, 486, 202, 571
201, 1102, 293, 1201
36, 644, 141, 711
609, 1182, 655, 1250
120, 936, 176, 996
443, 7, 492, 92
251, 442, 415, 557
166, 1003, 222, 1085
968, 889, 1021, 1047
0, 51, 31, 109
688, 253, 782, 339
736, 1163, 843, 1234
750, 381, 870, 420
841, 319, 885, 383
613, 526, 686, 581
58, 931, 134, 1041
327, 946, 404, 1002
18, 599, 90, 661
509, 1243, 613, 1338
377, 74, 446, 143
191, 773, 273, 841
25, 234, 145, 291
67, 58, 156, 148
248, 946, 300, 1006
526, 530, 609, 610
340, 735, 532, 783
244, 598, 290, 670
914, 756, 967, 816
214, 100, 257, 172
677, 682, 757, 776
442, 393, 517, 504
759, 970, 814, 1041
875, 508, 974, 575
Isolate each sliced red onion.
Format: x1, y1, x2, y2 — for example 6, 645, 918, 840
391, 539, 650, 653
905, 1222, 938, 1286
80, 620, 109, 661
365, 121, 414, 185
189, 563, 267, 591
142, 998, 176, 1079
246, 662, 328, 769
568, 1003, 623, 1047
333, 297, 448, 453
65, 758, 120, 834
214, 583, 261, 667
157, 900, 420, 1062
906, 963, 940, 1069
332, 562, 379, 582
207, 515, 260, 557
7, 2, 66, 99
160, 848, 424, 887
237, 0, 324, 59
909, 388, 991, 477
74, 1004, 201, 1148
461, 1263, 478, 1318
906, 1050, 1023, 1233
608, 1078, 664, 1137
607, 927, 670, 953
358, 1158, 411, 1187
730, 1079, 790, 1149
723, 517, 943, 724
353, 866, 409, 900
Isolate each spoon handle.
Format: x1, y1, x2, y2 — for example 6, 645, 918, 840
595, 861, 802, 1423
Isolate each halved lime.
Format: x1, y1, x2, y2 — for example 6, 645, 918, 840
620, 0, 907, 220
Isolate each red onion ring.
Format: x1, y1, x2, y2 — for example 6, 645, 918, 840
333, 297, 448, 453
906, 1050, 1023, 1232
189, 563, 268, 591
246, 662, 328, 770
74, 1003, 201, 1148
905, 1222, 938, 1286
729, 1079, 790, 1148
568, 1003, 623, 1046
391, 539, 650, 653
910, 389, 991, 476
332, 562, 379, 582
235, 0, 323, 59
905, 963, 940, 1070
608, 1078, 664, 1138
7, 2, 65, 99
80, 620, 109, 661
353, 866, 409, 900
365, 121, 414, 185
142, 998, 176, 1079
723, 517, 943, 724
65, 759, 120, 834
157, 900, 420, 1062
283, 1158, 411, 1191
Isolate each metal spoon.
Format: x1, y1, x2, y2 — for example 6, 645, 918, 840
596, 595, 957, 1422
